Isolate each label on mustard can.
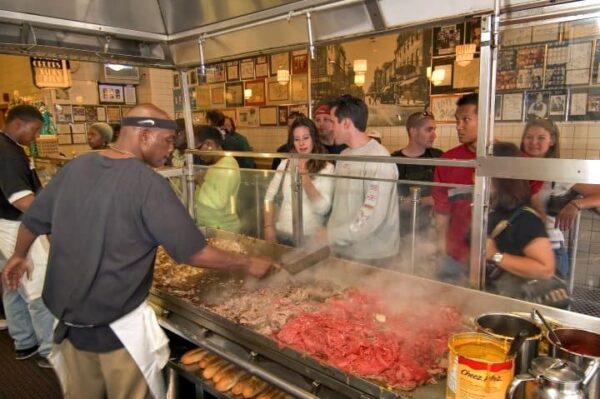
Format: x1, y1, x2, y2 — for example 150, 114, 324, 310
446, 332, 514, 399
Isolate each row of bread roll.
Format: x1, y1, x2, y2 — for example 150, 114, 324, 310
180, 348, 293, 398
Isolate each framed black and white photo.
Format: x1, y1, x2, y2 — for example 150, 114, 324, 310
525, 91, 550, 118
548, 90, 567, 121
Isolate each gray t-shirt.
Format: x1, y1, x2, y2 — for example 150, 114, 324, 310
23, 153, 206, 349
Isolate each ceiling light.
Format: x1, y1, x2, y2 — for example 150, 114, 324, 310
106, 64, 127, 71
354, 73, 365, 87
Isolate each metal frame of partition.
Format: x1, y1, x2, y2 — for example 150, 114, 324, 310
176, 0, 600, 300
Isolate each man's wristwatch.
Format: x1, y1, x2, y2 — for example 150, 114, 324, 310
492, 252, 504, 265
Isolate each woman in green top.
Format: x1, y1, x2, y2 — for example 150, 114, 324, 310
194, 127, 241, 232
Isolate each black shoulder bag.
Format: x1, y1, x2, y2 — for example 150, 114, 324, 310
487, 207, 570, 309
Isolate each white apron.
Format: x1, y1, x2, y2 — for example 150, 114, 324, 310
0, 219, 48, 301
50, 302, 170, 399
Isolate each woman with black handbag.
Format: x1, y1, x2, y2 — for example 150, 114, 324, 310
486, 143, 563, 306
520, 117, 600, 277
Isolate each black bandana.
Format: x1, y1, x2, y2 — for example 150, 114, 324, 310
121, 117, 177, 130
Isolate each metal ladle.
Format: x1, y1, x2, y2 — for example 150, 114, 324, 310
533, 309, 562, 346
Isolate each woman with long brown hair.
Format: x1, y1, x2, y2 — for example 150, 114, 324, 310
486, 142, 555, 298
263, 117, 335, 245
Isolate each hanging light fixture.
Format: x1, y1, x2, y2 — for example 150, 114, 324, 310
455, 44, 476, 67
354, 73, 366, 87
244, 88, 252, 99
353, 59, 367, 74
277, 69, 290, 85
431, 68, 446, 86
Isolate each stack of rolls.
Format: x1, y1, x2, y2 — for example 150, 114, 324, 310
179, 348, 292, 398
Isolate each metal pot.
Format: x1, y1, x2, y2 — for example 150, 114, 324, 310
506, 357, 599, 399
548, 328, 600, 399
475, 312, 541, 374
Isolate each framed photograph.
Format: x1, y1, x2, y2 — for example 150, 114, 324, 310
278, 106, 289, 126
545, 65, 567, 88
211, 84, 225, 105
433, 24, 464, 56
192, 111, 206, 125
207, 63, 225, 83
237, 107, 259, 128
288, 103, 308, 117
124, 85, 136, 105
270, 52, 290, 76
98, 83, 125, 104
587, 89, 600, 120
547, 45, 570, 65
453, 58, 480, 89
244, 79, 266, 106
53, 88, 71, 105
494, 94, 503, 121
563, 19, 600, 41
71, 123, 86, 134
567, 42, 593, 70
96, 106, 106, 122
291, 75, 308, 102
255, 56, 269, 78
592, 42, 600, 84
531, 24, 560, 43
548, 90, 567, 121
57, 124, 71, 135
173, 73, 180, 89
465, 19, 482, 49
566, 69, 590, 85
225, 82, 244, 107
240, 58, 255, 80
72, 133, 87, 144
292, 50, 309, 74
226, 61, 239, 81
431, 58, 454, 95
173, 89, 183, 112
501, 92, 524, 121
259, 106, 278, 126
497, 71, 518, 90
501, 26, 532, 46
569, 90, 588, 120
55, 104, 73, 123
525, 91, 550, 118
222, 108, 237, 124
188, 69, 198, 86
516, 46, 545, 69
498, 50, 517, 71
57, 132, 73, 145
106, 106, 121, 122
268, 79, 289, 102
188, 87, 197, 109
516, 68, 543, 89
72, 105, 86, 122
196, 85, 211, 107
430, 94, 464, 122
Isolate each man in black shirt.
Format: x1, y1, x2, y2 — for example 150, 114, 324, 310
391, 111, 443, 235
0, 104, 54, 367
3, 104, 274, 398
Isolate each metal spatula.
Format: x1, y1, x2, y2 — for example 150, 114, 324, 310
277, 244, 330, 275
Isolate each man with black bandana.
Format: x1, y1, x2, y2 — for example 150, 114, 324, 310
3, 104, 274, 399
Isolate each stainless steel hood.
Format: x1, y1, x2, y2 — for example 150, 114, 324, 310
0, 0, 581, 68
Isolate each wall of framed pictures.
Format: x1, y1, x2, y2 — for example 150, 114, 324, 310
173, 50, 308, 127
495, 18, 600, 123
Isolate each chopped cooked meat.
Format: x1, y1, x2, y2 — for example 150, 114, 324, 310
274, 289, 463, 390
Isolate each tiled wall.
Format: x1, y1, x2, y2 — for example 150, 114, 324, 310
239, 121, 600, 160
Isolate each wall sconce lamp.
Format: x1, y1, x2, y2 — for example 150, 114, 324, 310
244, 88, 252, 99
277, 69, 290, 85
455, 43, 476, 67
